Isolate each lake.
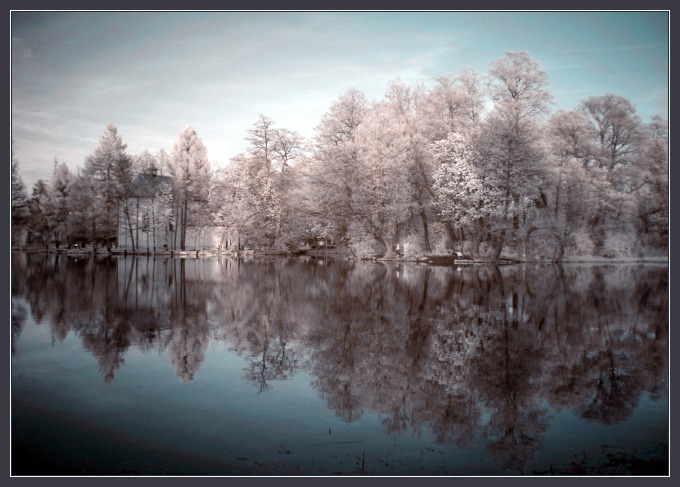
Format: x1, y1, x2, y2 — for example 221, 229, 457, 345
10, 253, 668, 476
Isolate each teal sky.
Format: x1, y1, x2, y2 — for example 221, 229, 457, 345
11, 11, 669, 187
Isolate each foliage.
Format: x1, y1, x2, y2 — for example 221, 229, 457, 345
11, 51, 667, 260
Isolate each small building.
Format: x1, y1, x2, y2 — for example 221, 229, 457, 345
117, 171, 227, 253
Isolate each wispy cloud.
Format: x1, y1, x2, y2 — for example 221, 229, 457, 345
554, 43, 667, 54
10, 11, 669, 188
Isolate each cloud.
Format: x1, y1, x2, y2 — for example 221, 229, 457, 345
554, 43, 667, 54
10, 11, 669, 189
11, 36, 33, 65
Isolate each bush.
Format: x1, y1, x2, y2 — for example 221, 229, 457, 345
401, 233, 423, 259
601, 231, 637, 258
566, 229, 595, 257
347, 222, 382, 259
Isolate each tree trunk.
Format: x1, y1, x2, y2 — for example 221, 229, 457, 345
493, 228, 506, 262
522, 226, 537, 261
172, 201, 179, 251
419, 208, 431, 252
383, 241, 397, 259
553, 232, 565, 263
151, 198, 156, 252
473, 219, 486, 258
135, 198, 139, 251
91, 220, 97, 251
442, 221, 457, 249
123, 204, 136, 251
181, 199, 188, 251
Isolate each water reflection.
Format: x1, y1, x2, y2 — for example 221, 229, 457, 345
11, 253, 668, 474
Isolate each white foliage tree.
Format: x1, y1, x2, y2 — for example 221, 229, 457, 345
308, 88, 368, 242
81, 124, 134, 248
45, 160, 74, 248
432, 133, 503, 257
352, 102, 412, 257
169, 126, 212, 250
218, 154, 262, 250
479, 50, 552, 259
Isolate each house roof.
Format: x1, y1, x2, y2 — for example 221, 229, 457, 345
131, 172, 172, 198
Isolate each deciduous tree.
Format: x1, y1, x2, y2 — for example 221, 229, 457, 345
308, 88, 368, 243
169, 126, 212, 250
81, 124, 134, 248
479, 50, 552, 260
11, 150, 29, 244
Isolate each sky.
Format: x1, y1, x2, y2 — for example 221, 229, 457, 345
11, 11, 669, 189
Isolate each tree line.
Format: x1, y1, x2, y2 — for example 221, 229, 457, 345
11, 50, 668, 261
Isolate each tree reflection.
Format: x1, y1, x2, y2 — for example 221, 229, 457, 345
81, 315, 131, 383
165, 259, 211, 383
11, 299, 28, 356
243, 317, 299, 393
11, 254, 668, 472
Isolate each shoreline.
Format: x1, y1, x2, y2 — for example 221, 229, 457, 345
11, 247, 669, 265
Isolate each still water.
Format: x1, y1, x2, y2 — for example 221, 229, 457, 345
11, 253, 668, 476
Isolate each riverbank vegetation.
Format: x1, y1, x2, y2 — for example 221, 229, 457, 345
11, 51, 668, 263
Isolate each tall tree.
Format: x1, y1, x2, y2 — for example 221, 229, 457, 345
45, 160, 74, 248
384, 80, 437, 253
546, 110, 595, 167
578, 94, 642, 251
169, 126, 212, 250
479, 50, 553, 260
270, 127, 306, 249
66, 171, 100, 247
630, 115, 668, 250
352, 102, 412, 257
26, 179, 51, 248
487, 50, 552, 116
391, 73, 486, 253
536, 112, 602, 261
245, 115, 281, 248
432, 132, 503, 257
237, 117, 308, 251
421, 68, 484, 142
135, 151, 174, 251
247, 114, 276, 174
81, 124, 133, 248
218, 154, 261, 250
11, 150, 29, 244
308, 88, 368, 243
580, 94, 641, 184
